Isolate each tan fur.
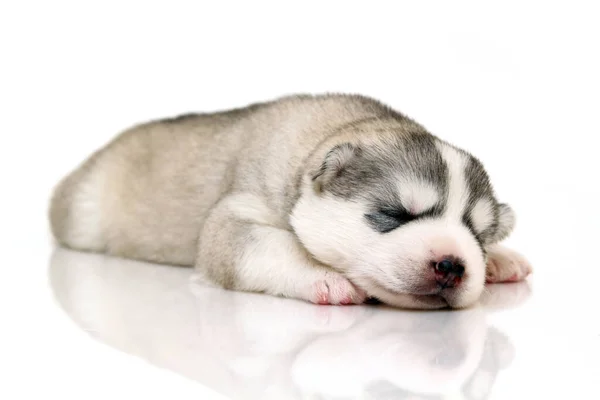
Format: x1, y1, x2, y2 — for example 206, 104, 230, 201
49, 95, 400, 289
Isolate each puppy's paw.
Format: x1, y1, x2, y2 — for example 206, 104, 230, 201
311, 273, 367, 305
485, 245, 532, 284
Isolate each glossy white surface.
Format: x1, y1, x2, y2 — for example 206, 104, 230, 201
44, 220, 600, 400
2, 1, 599, 399
49, 248, 531, 400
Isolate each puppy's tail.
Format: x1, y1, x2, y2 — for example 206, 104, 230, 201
49, 153, 107, 253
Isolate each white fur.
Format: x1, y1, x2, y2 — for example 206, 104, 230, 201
236, 225, 365, 304
437, 143, 469, 220
291, 187, 486, 309
237, 226, 322, 295
397, 178, 439, 214
470, 198, 494, 234
222, 193, 280, 226
63, 169, 106, 251
211, 194, 365, 304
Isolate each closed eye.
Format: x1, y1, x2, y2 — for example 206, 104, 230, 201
379, 207, 416, 224
365, 206, 424, 233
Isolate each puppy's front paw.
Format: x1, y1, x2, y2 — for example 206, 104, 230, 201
486, 245, 532, 284
311, 273, 367, 305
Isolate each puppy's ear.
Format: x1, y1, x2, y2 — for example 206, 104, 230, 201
311, 143, 360, 193
489, 203, 516, 243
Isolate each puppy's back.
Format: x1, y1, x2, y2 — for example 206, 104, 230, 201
49, 94, 403, 265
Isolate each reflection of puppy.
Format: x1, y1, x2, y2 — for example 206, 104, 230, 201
49, 249, 525, 400
350, 326, 514, 400
291, 309, 486, 396
290, 309, 514, 399
49, 94, 530, 309
49, 248, 366, 399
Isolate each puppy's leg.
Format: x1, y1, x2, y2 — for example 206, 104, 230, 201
485, 244, 532, 283
195, 194, 367, 305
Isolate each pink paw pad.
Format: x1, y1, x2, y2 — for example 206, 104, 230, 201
311, 277, 365, 306
314, 284, 331, 305
339, 298, 353, 305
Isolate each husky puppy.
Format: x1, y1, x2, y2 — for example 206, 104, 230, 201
49, 94, 531, 309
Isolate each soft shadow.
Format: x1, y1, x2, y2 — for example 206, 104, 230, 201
49, 248, 520, 400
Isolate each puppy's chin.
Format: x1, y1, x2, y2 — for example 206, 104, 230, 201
357, 279, 483, 310
360, 283, 448, 310
440, 285, 485, 309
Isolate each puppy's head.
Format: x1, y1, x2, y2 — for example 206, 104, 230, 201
291, 125, 515, 309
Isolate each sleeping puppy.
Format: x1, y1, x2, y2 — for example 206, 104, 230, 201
49, 94, 531, 309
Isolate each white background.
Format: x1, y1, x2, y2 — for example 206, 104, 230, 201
1, 1, 599, 399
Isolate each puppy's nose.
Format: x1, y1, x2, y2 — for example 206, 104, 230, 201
434, 258, 464, 288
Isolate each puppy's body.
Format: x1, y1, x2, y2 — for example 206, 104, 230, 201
50, 94, 530, 309
50, 96, 388, 265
